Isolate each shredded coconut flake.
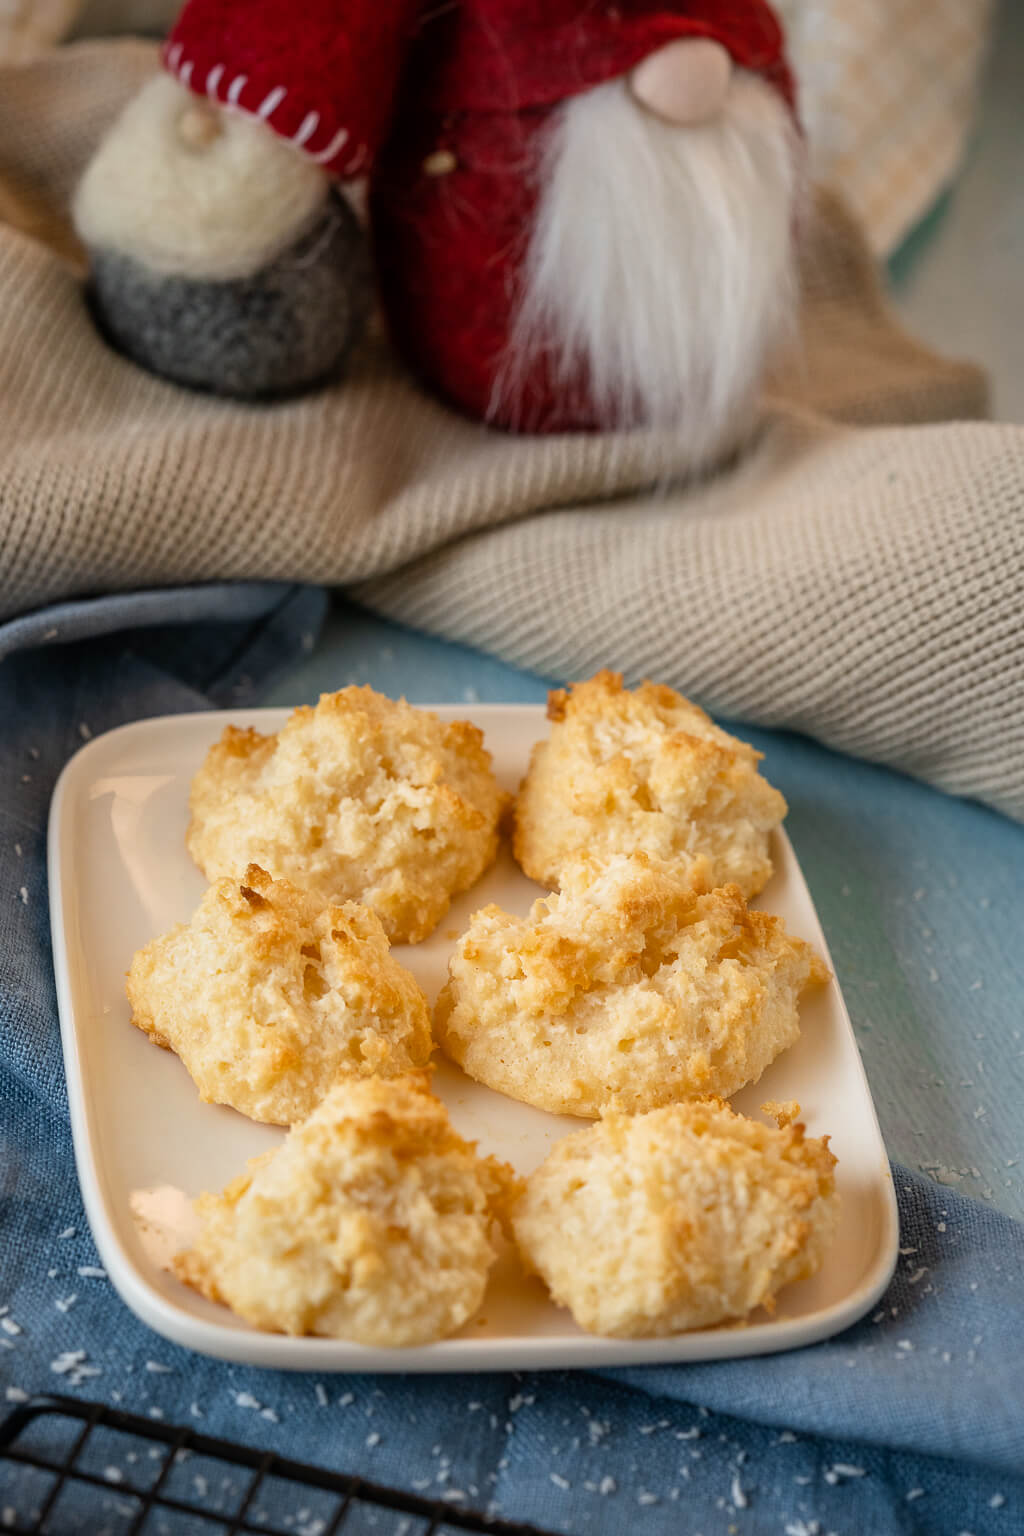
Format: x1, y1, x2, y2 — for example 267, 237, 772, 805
50, 1349, 101, 1386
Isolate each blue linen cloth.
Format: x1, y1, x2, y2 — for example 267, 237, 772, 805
1, 586, 1022, 1536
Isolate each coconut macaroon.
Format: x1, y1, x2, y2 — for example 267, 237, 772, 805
514, 670, 787, 898
435, 854, 828, 1118
174, 1075, 520, 1347
187, 687, 507, 944
127, 865, 432, 1125
513, 1098, 838, 1337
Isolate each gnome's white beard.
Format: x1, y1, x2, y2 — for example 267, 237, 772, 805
501, 70, 801, 460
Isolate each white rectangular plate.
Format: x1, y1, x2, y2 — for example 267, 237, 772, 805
49, 706, 898, 1372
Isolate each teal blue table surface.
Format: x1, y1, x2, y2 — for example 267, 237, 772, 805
264, 597, 1024, 1224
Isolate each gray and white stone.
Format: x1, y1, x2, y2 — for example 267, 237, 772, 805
86, 190, 370, 399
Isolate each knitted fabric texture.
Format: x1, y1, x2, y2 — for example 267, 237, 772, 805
776, 0, 995, 256
0, 0, 80, 63
1, 44, 1020, 824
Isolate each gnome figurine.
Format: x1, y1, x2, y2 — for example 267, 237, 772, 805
74, 0, 801, 463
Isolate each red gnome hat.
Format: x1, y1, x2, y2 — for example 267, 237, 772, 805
165, 0, 795, 179
163, 0, 423, 176
417, 0, 795, 117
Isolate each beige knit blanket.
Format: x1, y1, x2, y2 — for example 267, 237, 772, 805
1, 43, 1022, 821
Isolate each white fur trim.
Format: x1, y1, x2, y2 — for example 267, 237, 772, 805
499, 72, 801, 457
73, 74, 330, 280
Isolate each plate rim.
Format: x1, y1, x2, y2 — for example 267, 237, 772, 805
48, 706, 900, 1373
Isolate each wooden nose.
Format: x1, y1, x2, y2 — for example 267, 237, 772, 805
629, 38, 733, 127
178, 101, 224, 150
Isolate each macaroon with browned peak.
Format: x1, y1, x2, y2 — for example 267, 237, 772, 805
187, 687, 507, 944
514, 671, 787, 898
174, 1075, 521, 1347
127, 864, 433, 1125
513, 1098, 838, 1337
435, 853, 828, 1118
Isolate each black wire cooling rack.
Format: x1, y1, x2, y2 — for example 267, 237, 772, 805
0, 1395, 562, 1536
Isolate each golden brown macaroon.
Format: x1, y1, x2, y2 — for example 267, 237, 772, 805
514, 670, 787, 898
512, 1098, 839, 1336
174, 1075, 521, 1347
435, 853, 828, 1117
127, 865, 432, 1124
187, 688, 507, 944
